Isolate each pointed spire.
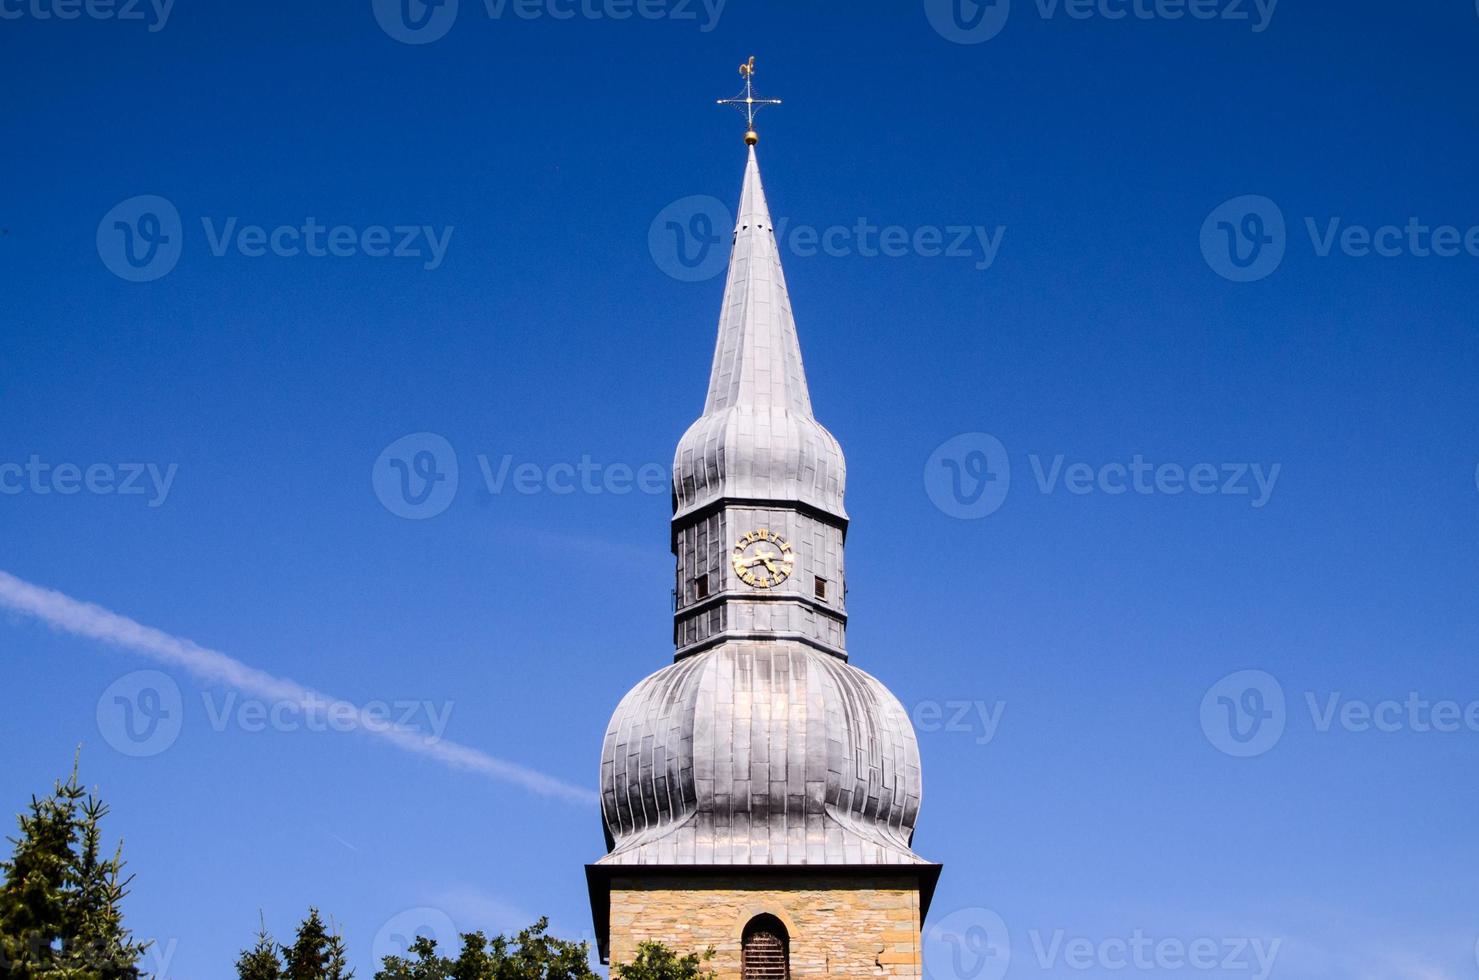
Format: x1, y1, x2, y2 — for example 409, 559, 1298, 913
702, 146, 814, 418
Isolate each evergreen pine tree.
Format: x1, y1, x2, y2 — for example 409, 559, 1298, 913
235, 916, 283, 980
324, 925, 352, 980
281, 909, 349, 980
0, 759, 149, 979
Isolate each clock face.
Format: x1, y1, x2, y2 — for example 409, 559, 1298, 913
731, 529, 795, 589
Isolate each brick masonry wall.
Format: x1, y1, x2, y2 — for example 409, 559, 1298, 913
608, 874, 922, 978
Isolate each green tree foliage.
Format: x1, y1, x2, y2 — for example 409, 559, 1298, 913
235, 910, 352, 980
371, 920, 713, 980
282, 910, 352, 980
0, 760, 149, 980
234, 918, 283, 980
611, 941, 715, 980
374, 918, 599, 980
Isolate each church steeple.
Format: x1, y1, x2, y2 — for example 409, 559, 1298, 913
671, 140, 849, 660
702, 146, 814, 418
587, 64, 939, 975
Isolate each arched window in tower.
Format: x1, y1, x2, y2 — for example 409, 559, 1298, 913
742, 914, 790, 980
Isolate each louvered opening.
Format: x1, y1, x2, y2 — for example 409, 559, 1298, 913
742, 915, 789, 980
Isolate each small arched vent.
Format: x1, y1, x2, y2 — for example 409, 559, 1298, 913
741, 914, 790, 980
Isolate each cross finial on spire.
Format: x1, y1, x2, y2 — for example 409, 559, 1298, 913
717, 56, 781, 146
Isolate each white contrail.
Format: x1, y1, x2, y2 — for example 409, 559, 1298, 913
0, 569, 596, 806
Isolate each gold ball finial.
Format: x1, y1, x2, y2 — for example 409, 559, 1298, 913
744, 130, 759, 146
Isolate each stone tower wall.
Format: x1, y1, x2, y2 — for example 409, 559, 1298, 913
607, 873, 922, 979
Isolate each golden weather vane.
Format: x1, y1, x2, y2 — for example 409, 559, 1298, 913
716, 56, 781, 146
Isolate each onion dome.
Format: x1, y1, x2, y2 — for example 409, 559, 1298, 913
597, 642, 925, 866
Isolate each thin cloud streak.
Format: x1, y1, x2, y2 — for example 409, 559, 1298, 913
0, 569, 596, 807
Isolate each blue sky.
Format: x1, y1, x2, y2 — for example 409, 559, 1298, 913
4, 0, 1479, 977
